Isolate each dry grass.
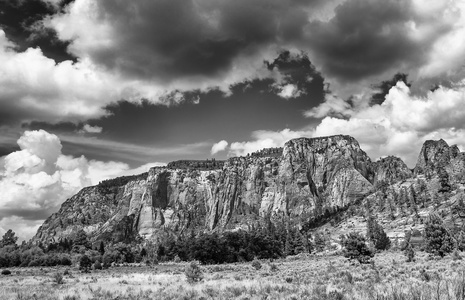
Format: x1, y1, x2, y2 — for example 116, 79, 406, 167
1, 251, 464, 299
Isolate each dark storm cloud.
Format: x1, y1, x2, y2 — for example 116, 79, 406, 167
90, 53, 324, 147
266, 50, 325, 96
11, 53, 325, 164
51, 0, 321, 83
303, 0, 451, 82
22, 121, 90, 133
0, 0, 74, 62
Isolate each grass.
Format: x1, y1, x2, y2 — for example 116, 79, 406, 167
0, 251, 464, 299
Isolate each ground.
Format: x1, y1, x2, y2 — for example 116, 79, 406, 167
1, 251, 465, 300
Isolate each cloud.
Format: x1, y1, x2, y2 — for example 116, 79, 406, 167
211, 140, 229, 155
276, 84, 303, 99
0, 130, 165, 240
2, 0, 464, 129
301, 0, 459, 94
229, 128, 311, 156
313, 81, 465, 167
81, 124, 102, 133
304, 93, 353, 118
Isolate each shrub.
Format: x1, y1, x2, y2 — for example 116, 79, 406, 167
94, 261, 102, 270
453, 249, 463, 261
420, 269, 430, 282
251, 258, 262, 270
404, 243, 415, 262
424, 214, 454, 257
269, 263, 278, 272
53, 272, 64, 284
1, 269, 11, 275
185, 261, 203, 284
342, 232, 374, 264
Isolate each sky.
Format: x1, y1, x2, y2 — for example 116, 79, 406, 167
1, 0, 465, 240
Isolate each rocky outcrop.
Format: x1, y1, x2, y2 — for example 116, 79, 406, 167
414, 139, 460, 178
33, 135, 377, 244
372, 156, 412, 186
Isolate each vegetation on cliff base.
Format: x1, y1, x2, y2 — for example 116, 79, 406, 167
98, 172, 148, 188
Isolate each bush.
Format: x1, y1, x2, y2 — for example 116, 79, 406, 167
452, 249, 462, 261
404, 243, 415, 262
184, 261, 203, 284
342, 232, 374, 264
424, 214, 454, 257
251, 258, 262, 270
53, 272, 64, 284
94, 261, 102, 270
1, 269, 11, 275
269, 263, 278, 272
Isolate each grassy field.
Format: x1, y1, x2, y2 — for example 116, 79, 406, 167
1, 251, 465, 300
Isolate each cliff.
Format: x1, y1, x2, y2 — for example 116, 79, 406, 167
372, 156, 412, 186
33, 135, 465, 245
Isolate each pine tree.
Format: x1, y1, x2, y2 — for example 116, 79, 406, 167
424, 214, 454, 257
409, 185, 419, 216
398, 187, 408, 216
438, 167, 451, 193
417, 179, 428, 208
387, 189, 396, 220
314, 232, 325, 252
99, 241, 105, 255
342, 232, 374, 264
74, 229, 90, 248
366, 217, 391, 251
79, 255, 92, 273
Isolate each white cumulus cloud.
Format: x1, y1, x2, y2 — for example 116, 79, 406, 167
229, 129, 311, 156
313, 81, 465, 167
211, 140, 229, 155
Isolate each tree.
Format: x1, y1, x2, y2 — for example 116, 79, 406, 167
438, 167, 451, 193
409, 185, 419, 216
99, 241, 105, 255
399, 187, 408, 216
0, 230, 18, 248
424, 214, 454, 257
73, 229, 90, 249
342, 232, 374, 264
314, 232, 326, 252
79, 255, 92, 273
417, 179, 428, 208
366, 217, 391, 251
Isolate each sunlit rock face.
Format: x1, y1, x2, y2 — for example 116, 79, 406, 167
372, 156, 412, 186
33, 135, 405, 244
414, 139, 460, 177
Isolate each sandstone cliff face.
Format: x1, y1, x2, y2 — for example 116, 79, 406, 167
372, 156, 412, 186
34, 135, 378, 244
414, 139, 460, 178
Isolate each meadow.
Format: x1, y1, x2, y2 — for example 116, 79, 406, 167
1, 251, 465, 300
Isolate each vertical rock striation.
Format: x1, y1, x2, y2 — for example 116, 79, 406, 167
37, 135, 446, 244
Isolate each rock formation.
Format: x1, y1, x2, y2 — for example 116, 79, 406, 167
33, 135, 465, 245
372, 156, 412, 186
